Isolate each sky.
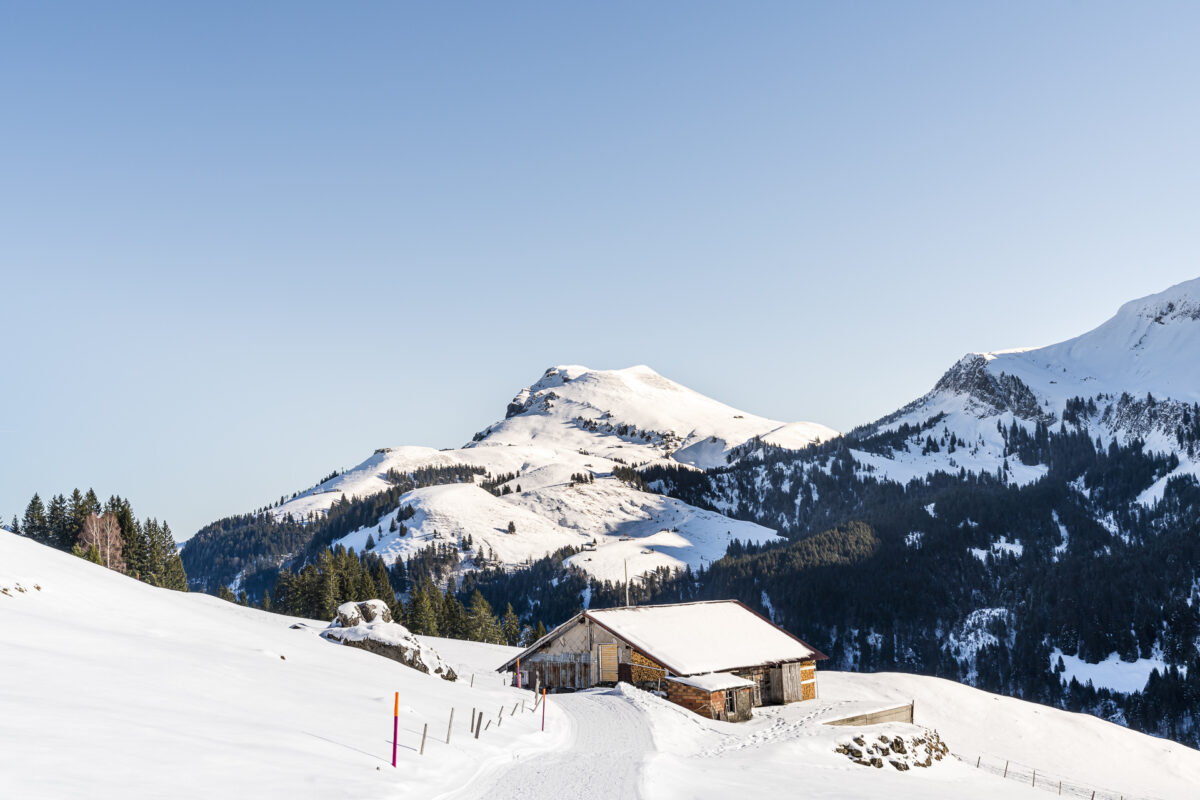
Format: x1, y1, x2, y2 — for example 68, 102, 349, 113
3, 1, 1200, 540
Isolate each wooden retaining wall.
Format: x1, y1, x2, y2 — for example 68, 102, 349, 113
822, 702, 914, 727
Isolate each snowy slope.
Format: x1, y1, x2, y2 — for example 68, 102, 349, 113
9, 533, 1198, 800
854, 277, 1200, 485
625, 672, 1200, 800
333, 479, 776, 583
0, 531, 552, 799
474, 365, 837, 469
241, 364, 821, 586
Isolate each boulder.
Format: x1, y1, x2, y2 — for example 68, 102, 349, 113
322, 603, 456, 682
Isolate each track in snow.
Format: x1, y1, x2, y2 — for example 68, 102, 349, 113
449, 689, 653, 800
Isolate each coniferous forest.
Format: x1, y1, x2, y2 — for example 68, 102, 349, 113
9, 488, 187, 591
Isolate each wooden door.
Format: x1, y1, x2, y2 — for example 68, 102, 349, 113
599, 643, 618, 683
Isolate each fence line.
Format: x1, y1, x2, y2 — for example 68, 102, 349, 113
958, 752, 1163, 800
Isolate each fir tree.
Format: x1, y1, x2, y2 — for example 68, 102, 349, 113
407, 586, 440, 636
22, 494, 49, 545
466, 590, 503, 644
501, 603, 521, 646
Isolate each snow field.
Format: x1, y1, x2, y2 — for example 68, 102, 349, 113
5, 532, 1200, 800
335, 477, 776, 584
0, 532, 561, 800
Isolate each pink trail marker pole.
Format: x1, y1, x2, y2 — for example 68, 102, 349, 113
392, 692, 399, 768
541, 688, 546, 732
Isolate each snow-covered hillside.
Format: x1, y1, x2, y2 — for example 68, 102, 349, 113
473, 365, 836, 469
6, 532, 1198, 800
240, 365, 826, 585
852, 277, 1200, 485
0, 531, 542, 799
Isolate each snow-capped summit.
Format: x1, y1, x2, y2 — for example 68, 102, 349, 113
473, 364, 838, 469
974, 276, 1200, 409
205, 364, 834, 590
852, 276, 1200, 486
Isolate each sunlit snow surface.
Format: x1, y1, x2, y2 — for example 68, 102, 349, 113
5, 532, 1200, 800
265, 365, 807, 583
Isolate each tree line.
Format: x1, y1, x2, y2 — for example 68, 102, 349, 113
9, 489, 187, 591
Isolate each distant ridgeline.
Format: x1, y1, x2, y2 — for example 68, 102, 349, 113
9, 488, 187, 591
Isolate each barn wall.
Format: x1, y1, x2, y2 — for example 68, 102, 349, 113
665, 680, 722, 718
520, 618, 640, 690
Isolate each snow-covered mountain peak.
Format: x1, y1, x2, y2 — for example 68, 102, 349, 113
846, 277, 1200, 490
1113, 275, 1200, 326
478, 363, 837, 468
970, 276, 1200, 409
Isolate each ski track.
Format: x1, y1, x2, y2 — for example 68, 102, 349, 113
447, 689, 652, 800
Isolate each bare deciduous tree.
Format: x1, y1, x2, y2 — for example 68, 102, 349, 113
80, 512, 126, 573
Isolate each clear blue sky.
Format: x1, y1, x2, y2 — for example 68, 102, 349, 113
4, 2, 1199, 540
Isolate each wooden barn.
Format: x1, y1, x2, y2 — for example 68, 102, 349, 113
496, 600, 827, 722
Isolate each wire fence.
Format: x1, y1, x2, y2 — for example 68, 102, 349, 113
956, 752, 1164, 800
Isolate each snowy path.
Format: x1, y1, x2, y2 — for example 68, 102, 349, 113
445, 689, 653, 800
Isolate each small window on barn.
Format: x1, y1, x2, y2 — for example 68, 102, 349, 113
725, 690, 736, 714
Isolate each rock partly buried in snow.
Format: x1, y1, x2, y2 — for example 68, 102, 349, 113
836, 729, 948, 770
333, 599, 392, 628
322, 601, 456, 681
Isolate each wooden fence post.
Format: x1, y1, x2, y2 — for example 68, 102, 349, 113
1003, 761, 1009, 778
419, 723, 428, 756
1032, 769, 1036, 787
446, 708, 455, 745
470, 674, 475, 688
976, 756, 980, 768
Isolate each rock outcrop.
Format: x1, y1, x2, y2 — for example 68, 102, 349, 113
322, 600, 457, 682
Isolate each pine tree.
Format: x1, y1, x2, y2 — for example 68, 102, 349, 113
67, 488, 88, 549
407, 587, 440, 636
501, 603, 521, 646
507, 520, 517, 535
372, 559, 393, 603
22, 494, 49, 545
47, 494, 69, 550
466, 590, 503, 644
217, 585, 236, 602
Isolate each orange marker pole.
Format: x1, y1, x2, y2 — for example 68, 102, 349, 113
541, 688, 546, 732
392, 692, 399, 767
516, 657, 521, 689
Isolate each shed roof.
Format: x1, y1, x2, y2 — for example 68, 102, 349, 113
499, 600, 826, 675
668, 672, 756, 692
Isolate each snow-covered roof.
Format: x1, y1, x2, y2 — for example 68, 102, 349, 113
669, 672, 755, 692
501, 600, 825, 675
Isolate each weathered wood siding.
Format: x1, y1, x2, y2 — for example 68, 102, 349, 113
823, 703, 913, 727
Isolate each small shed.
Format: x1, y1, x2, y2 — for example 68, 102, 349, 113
666, 672, 756, 722
497, 600, 827, 721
